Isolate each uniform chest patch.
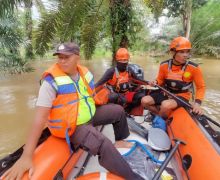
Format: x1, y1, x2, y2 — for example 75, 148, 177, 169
183, 72, 191, 78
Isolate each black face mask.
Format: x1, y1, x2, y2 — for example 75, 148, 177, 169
116, 62, 128, 72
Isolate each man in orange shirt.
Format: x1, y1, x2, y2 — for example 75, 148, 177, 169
142, 37, 205, 118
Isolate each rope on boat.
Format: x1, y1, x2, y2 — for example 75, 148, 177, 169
122, 139, 165, 164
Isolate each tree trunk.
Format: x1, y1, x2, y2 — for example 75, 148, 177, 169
24, 0, 34, 59
109, 0, 131, 65
109, 0, 117, 64
183, 0, 192, 39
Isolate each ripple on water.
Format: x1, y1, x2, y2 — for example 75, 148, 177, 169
0, 87, 16, 114
203, 89, 220, 123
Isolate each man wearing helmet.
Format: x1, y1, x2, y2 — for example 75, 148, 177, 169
95, 48, 146, 112
141, 37, 205, 118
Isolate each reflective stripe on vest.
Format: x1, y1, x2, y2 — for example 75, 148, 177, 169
43, 64, 96, 138
108, 68, 130, 93
165, 60, 192, 93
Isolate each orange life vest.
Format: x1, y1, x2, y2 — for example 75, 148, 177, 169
93, 85, 110, 105
164, 60, 193, 94
107, 68, 130, 93
42, 63, 95, 138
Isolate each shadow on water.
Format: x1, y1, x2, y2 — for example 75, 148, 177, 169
0, 56, 220, 158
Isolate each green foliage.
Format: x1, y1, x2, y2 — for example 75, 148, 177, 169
143, 0, 164, 20
81, 0, 104, 59
34, 0, 104, 59
0, 50, 34, 74
0, 0, 48, 73
0, 12, 35, 74
34, 10, 59, 56
0, 0, 23, 17
159, 17, 183, 40
0, 14, 32, 74
108, 0, 142, 61
35, 0, 46, 14
57, 0, 91, 41
164, 0, 208, 17
109, 0, 128, 55
24, 0, 34, 59
0, 15, 22, 50
191, 1, 220, 58
34, 0, 142, 60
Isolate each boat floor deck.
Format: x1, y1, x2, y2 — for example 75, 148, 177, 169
68, 114, 183, 180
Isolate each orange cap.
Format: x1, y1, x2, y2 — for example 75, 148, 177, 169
115, 48, 130, 62
170, 37, 191, 51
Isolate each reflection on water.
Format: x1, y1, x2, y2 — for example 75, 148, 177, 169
203, 89, 220, 121
0, 87, 16, 114
0, 56, 220, 158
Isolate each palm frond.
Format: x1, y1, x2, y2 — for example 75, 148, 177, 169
191, 1, 220, 57
0, 49, 34, 74
0, 0, 22, 17
0, 15, 22, 50
34, 0, 47, 14
81, 0, 104, 59
57, 0, 92, 41
34, 10, 59, 56
34, 0, 92, 56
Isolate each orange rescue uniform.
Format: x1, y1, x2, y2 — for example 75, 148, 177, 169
156, 59, 205, 103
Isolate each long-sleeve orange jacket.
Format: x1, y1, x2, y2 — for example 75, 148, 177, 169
156, 59, 206, 104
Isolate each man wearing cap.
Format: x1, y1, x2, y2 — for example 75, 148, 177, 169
2, 42, 144, 180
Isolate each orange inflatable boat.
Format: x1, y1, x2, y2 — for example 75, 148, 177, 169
1, 108, 220, 180
167, 107, 220, 180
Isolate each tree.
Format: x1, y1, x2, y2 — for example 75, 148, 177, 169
0, 14, 33, 74
34, 0, 102, 59
164, 0, 208, 38
109, 0, 133, 60
23, 0, 46, 59
0, 1, 27, 74
1, 0, 142, 68
190, 1, 220, 57
24, 0, 34, 59
34, 0, 140, 61
0, 0, 46, 60
144, 0, 208, 38
0, 0, 47, 73
143, 0, 164, 20
0, 0, 23, 17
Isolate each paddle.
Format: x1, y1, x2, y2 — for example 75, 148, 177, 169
130, 78, 220, 146
131, 78, 220, 128
155, 84, 220, 128
152, 139, 186, 180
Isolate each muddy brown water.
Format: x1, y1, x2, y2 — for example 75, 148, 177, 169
0, 55, 220, 158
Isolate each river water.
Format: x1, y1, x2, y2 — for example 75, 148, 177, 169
0, 55, 220, 158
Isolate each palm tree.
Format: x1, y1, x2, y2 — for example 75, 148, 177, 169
34, 0, 137, 61
0, 0, 46, 60
0, 0, 44, 73
0, 14, 33, 74
24, 0, 34, 59
109, 0, 133, 61
0, 0, 23, 16
34, 0, 100, 59
1, 0, 139, 70
191, 1, 220, 57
